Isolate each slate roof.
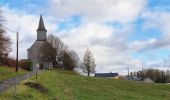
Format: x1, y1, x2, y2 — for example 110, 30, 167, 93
27, 40, 52, 51
37, 14, 47, 32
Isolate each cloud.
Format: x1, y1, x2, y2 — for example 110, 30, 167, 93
141, 9, 170, 49
127, 8, 170, 52
48, 0, 148, 24
129, 38, 157, 51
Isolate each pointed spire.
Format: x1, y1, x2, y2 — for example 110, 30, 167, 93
37, 14, 47, 31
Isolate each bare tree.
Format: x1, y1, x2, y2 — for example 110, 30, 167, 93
68, 50, 79, 67
46, 34, 68, 66
40, 42, 56, 63
47, 34, 55, 46
0, 10, 11, 65
82, 49, 96, 76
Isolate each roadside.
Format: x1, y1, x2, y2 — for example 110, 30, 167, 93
0, 66, 27, 81
0, 71, 35, 93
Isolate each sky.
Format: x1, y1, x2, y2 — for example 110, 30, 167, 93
0, 0, 170, 75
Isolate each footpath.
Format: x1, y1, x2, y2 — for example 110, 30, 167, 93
0, 71, 35, 93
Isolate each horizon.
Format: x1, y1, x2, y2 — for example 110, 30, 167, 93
1, 0, 170, 75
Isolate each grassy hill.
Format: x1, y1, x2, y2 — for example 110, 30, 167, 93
1, 70, 170, 100
0, 66, 27, 81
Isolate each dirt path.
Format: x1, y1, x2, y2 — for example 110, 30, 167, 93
0, 71, 35, 93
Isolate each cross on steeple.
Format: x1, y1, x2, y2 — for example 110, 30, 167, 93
37, 14, 47, 32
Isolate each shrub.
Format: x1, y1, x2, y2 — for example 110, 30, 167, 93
19, 59, 33, 71
6, 57, 16, 67
63, 51, 76, 71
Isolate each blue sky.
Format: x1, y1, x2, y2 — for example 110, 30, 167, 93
1, 0, 170, 74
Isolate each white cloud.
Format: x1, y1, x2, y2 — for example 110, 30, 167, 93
48, 0, 147, 24
142, 9, 170, 49
129, 38, 157, 51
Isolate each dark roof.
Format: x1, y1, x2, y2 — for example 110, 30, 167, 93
27, 41, 54, 51
37, 14, 47, 32
95, 73, 118, 77
126, 76, 142, 81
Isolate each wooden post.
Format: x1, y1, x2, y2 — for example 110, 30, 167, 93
27, 72, 29, 82
36, 70, 38, 79
16, 32, 19, 72
36, 64, 39, 79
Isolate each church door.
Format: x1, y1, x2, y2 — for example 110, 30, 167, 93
40, 63, 44, 70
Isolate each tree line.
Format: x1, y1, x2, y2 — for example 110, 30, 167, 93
130, 69, 170, 83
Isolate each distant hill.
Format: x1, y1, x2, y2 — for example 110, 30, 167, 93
1, 70, 170, 100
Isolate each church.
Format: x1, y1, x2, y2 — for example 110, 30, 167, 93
27, 15, 55, 70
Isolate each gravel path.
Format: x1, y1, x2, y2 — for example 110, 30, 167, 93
0, 71, 36, 93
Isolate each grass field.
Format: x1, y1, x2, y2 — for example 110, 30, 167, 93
1, 70, 170, 100
0, 66, 27, 81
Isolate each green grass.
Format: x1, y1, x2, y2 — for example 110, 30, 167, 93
1, 70, 170, 100
0, 66, 27, 81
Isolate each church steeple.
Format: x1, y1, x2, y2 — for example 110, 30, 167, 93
37, 14, 47, 32
37, 14, 47, 41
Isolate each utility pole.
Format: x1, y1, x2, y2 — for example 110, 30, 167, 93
127, 68, 129, 80
16, 32, 19, 72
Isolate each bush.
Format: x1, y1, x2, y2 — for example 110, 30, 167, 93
6, 57, 16, 67
19, 59, 33, 71
0, 53, 10, 66
63, 51, 76, 71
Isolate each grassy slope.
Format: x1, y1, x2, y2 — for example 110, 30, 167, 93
1, 70, 170, 100
0, 66, 27, 81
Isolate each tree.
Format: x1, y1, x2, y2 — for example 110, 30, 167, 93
47, 34, 55, 46
0, 10, 11, 65
46, 34, 67, 66
63, 50, 78, 71
42, 34, 80, 70
82, 49, 96, 76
